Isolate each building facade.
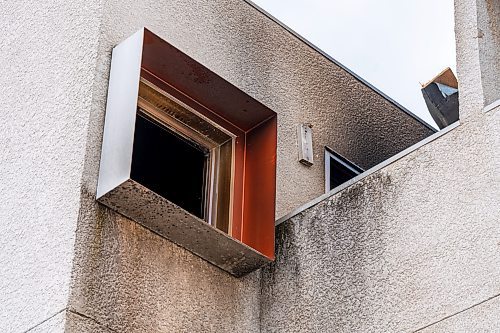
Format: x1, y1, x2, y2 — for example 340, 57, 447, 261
0, 0, 498, 332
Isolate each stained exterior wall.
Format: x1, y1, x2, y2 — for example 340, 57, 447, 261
1, 0, 496, 332
64, 0, 436, 331
260, 110, 499, 332
260, 0, 500, 330
68, 194, 261, 332
88, 0, 433, 220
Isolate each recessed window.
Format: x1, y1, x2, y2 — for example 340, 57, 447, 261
96, 28, 278, 275
325, 147, 364, 192
130, 79, 234, 233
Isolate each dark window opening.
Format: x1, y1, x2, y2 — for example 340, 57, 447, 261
132, 79, 235, 233
325, 148, 364, 191
131, 113, 209, 219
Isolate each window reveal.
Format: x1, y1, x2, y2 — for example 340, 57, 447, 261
131, 79, 235, 233
96, 28, 278, 275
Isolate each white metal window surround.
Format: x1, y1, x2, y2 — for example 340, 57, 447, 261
95, 28, 278, 277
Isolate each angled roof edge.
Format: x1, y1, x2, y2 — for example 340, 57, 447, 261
243, 0, 437, 133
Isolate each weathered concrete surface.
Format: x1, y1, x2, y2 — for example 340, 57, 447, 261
3, 0, 486, 331
88, 0, 433, 220
65, 311, 114, 333
260, 108, 500, 332
417, 294, 500, 332
0, 1, 103, 332
98, 179, 271, 277
68, 194, 261, 332
477, 0, 500, 106
64, 0, 436, 331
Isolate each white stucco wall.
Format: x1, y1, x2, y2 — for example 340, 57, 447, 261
260, 108, 500, 332
260, 0, 500, 329
1, 0, 497, 332
28, 311, 66, 333
0, 1, 103, 332
477, 0, 500, 106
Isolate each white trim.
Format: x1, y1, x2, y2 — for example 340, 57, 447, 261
275, 121, 461, 226
97, 28, 144, 199
484, 99, 500, 113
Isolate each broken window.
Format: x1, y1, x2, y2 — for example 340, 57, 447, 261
325, 147, 364, 192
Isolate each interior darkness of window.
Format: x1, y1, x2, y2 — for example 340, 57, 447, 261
328, 151, 364, 191
329, 159, 358, 189
131, 113, 208, 219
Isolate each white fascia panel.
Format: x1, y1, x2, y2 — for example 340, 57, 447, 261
97, 28, 144, 199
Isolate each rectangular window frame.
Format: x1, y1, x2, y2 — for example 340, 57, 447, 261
97, 28, 278, 275
137, 79, 236, 233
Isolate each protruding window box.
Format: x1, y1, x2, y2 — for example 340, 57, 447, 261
97, 28, 277, 277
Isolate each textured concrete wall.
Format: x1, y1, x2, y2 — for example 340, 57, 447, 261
2, 0, 474, 332
28, 311, 66, 333
90, 0, 433, 219
455, 0, 485, 116
0, 1, 102, 332
261, 109, 499, 332
477, 0, 500, 105
261, 6, 499, 325
68, 193, 261, 332
454, 0, 500, 113
418, 294, 500, 332
62, 0, 434, 331
65, 311, 113, 333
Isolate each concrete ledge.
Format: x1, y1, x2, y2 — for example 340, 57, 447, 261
99, 179, 271, 277
484, 99, 500, 113
275, 121, 461, 226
